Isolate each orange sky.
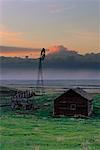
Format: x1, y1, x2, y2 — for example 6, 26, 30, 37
0, 51, 40, 58
0, 46, 59, 57
0, 26, 99, 57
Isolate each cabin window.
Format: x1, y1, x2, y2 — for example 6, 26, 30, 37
70, 104, 76, 110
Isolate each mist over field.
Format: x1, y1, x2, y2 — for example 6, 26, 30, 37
0, 68, 100, 81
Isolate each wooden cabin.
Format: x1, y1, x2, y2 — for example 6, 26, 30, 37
54, 88, 93, 117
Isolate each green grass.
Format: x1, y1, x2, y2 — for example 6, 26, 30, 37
0, 92, 100, 150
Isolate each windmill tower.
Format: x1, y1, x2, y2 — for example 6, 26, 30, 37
36, 48, 45, 94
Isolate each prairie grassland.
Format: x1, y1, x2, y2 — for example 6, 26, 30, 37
0, 88, 100, 150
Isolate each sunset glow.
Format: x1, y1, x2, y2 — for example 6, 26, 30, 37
0, 51, 40, 58
49, 46, 61, 53
0, 0, 99, 56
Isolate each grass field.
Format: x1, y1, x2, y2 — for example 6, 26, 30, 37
0, 87, 100, 150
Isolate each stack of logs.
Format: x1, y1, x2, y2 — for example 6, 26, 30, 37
11, 90, 35, 110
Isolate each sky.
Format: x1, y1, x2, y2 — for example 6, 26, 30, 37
0, 0, 100, 57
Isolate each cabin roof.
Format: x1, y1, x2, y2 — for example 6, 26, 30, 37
55, 88, 92, 101
71, 88, 92, 101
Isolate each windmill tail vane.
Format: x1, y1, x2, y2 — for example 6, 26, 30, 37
40, 48, 45, 60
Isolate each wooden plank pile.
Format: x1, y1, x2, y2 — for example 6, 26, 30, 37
11, 90, 35, 110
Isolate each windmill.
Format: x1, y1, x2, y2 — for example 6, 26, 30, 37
11, 48, 46, 110
36, 48, 46, 94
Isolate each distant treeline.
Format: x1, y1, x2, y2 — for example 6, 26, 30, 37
0, 51, 100, 70
0, 57, 38, 69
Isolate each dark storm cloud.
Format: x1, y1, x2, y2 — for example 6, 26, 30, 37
0, 45, 100, 70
